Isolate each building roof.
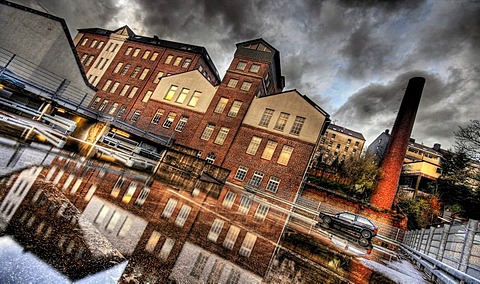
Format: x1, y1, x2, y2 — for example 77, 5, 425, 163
328, 123, 365, 141
77, 26, 221, 83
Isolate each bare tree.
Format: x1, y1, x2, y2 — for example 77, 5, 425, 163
455, 120, 480, 162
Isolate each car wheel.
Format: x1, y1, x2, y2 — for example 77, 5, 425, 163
358, 238, 370, 248
322, 216, 332, 224
361, 229, 372, 239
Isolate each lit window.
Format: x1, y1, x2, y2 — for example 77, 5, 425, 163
128, 86, 138, 98
102, 80, 112, 91
134, 187, 150, 206
254, 204, 269, 221
139, 68, 149, 80
174, 204, 191, 227
159, 238, 175, 260
239, 232, 257, 257
176, 88, 190, 103
165, 85, 177, 100
91, 97, 101, 109
119, 85, 130, 96
208, 218, 224, 242
266, 176, 280, 192
145, 231, 160, 252
182, 58, 192, 68
111, 177, 124, 197
85, 184, 97, 201
162, 198, 178, 219
89, 39, 97, 48
249, 64, 260, 73
142, 50, 151, 59
81, 38, 88, 46
132, 48, 140, 57
236, 61, 247, 70
249, 171, 264, 188
173, 56, 182, 66
110, 82, 120, 93
188, 91, 201, 107
85, 55, 95, 66
240, 81, 252, 91
274, 112, 290, 131
261, 140, 277, 160
151, 109, 164, 124
131, 110, 141, 122
234, 166, 248, 181
246, 137, 261, 155
108, 103, 119, 115
228, 101, 242, 117
175, 116, 188, 132
278, 145, 294, 165
201, 124, 215, 140
120, 63, 131, 75
259, 108, 274, 127
223, 225, 240, 250
97, 41, 104, 49
142, 90, 153, 103
122, 182, 137, 204
290, 116, 305, 135
124, 47, 132, 55
150, 52, 159, 61
130, 66, 141, 78
198, 65, 204, 72
214, 97, 228, 113
117, 105, 126, 118
80, 54, 88, 63
98, 100, 108, 111
163, 112, 177, 128
214, 127, 229, 145
113, 62, 123, 73
227, 78, 238, 88
164, 55, 173, 64
153, 71, 164, 83
222, 191, 237, 208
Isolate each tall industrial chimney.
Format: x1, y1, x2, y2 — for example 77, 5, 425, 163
370, 77, 426, 210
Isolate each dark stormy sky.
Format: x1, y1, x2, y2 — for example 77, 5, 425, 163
10, 0, 480, 150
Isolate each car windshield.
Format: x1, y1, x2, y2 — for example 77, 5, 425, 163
356, 216, 374, 227
338, 213, 356, 221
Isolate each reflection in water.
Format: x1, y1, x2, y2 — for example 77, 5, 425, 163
0, 143, 390, 284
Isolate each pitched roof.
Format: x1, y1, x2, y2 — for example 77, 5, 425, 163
328, 123, 365, 141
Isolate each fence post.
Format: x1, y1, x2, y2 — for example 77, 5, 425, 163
437, 223, 450, 261
417, 228, 425, 251
458, 219, 478, 273
425, 226, 434, 256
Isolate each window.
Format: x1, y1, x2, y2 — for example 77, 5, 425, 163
246, 137, 261, 155
139, 68, 149, 80
134, 187, 150, 206
254, 204, 269, 221
239, 232, 257, 257
234, 166, 248, 181
236, 61, 247, 70
188, 91, 201, 107
80, 54, 88, 63
85, 184, 97, 201
163, 112, 177, 128
153, 71, 164, 83
124, 47, 133, 55
151, 109, 165, 124
150, 52, 159, 61
106, 211, 120, 231
227, 78, 238, 88
182, 58, 192, 68
164, 55, 173, 64
355, 141, 360, 147
206, 153, 215, 164
207, 218, 224, 242
97, 41, 104, 49
81, 38, 88, 46
176, 88, 190, 103
175, 204, 191, 227
100, 58, 109, 70
175, 116, 188, 132
98, 100, 108, 111
223, 225, 240, 250
214, 127, 229, 145
214, 97, 228, 113
278, 145, 294, 166
249, 171, 264, 188
226, 269, 240, 284
290, 116, 305, 135
344, 146, 349, 152
102, 80, 112, 91
222, 191, 237, 208
249, 64, 260, 73
132, 48, 140, 57
266, 176, 280, 192
238, 194, 253, 214
201, 124, 215, 140
91, 97, 101, 109
131, 110, 141, 122
119, 84, 130, 96
274, 112, 290, 131
120, 63, 131, 75
130, 66, 141, 78
111, 44, 118, 52
173, 56, 182, 66
94, 57, 104, 69
142, 90, 153, 103
110, 82, 120, 93
259, 108, 274, 127
113, 62, 123, 73
142, 50, 151, 59
128, 86, 138, 98
85, 55, 94, 66
347, 139, 352, 145
261, 140, 277, 160
336, 143, 341, 149
159, 238, 175, 260
240, 81, 252, 91
145, 231, 160, 252
161, 198, 178, 219
122, 182, 137, 203
108, 103, 119, 115
190, 253, 208, 278
90, 40, 97, 48
117, 105, 127, 118
331, 133, 336, 138
165, 85, 177, 100
95, 205, 109, 224
118, 217, 132, 237
228, 101, 242, 117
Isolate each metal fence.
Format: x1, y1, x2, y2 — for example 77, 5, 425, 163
403, 219, 480, 283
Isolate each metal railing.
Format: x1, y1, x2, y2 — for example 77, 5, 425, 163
403, 219, 480, 283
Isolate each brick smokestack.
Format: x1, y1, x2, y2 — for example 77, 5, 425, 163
370, 77, 426, 210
